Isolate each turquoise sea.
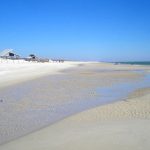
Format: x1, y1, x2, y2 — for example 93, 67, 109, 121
116, 61, 150, 65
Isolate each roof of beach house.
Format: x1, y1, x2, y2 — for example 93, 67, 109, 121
0, 49, 19, 57
0, 49, 13, 56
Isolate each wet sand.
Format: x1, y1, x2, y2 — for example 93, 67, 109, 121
0, 62, 150, 149
1, 90, 150, 150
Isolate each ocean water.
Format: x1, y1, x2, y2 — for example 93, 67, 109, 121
116, 61, 150, 65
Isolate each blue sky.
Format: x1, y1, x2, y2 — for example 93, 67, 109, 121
0, 0, 150, 61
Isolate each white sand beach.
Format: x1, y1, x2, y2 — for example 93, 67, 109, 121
0, 59, 80, 88
0, 61, 150, 150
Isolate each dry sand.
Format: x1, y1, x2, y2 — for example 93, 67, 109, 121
0, 89, 150, 150
0, 59, 81, 88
